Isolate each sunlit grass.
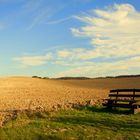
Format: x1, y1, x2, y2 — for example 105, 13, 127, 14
0, 107, 140, 140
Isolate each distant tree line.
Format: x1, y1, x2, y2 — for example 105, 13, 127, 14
32, 76, 49, 79
32, 76, 90, 80
53, 77, 90, 80
32, 74, 140, 80
105, 74, 140, 79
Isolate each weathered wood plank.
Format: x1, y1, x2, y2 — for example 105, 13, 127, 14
110, 89, 140, 93
104, 99, 140, 102
110, 103, 132, 108
109, 94, 140, 97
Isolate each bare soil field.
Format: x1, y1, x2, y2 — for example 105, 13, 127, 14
0, 76, 140, 125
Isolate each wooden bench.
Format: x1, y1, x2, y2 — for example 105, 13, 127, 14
103, 89, 140, 114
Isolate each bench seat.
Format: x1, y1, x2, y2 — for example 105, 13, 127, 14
104, 99, 140, 103
104, 103, 132, 108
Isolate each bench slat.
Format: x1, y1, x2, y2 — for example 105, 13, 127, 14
110, 103, 132, 108
110, 89, 140, 93
105, 99, 140, 102
109, 94, 140, 97
103, 103, 132, 108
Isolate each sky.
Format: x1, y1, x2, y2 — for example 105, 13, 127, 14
0, 0, 140, 77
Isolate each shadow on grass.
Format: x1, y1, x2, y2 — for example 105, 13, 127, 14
51, 106, 140, 133
80, 106, 132, 115
53, 116, 140, 132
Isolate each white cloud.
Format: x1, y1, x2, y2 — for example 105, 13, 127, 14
55, 56, 140, 77
55, 3, 140, 77
26, 8, 50, 30
24, 0, 65, 30
53, 4, 140, 62
45, 16, 73, 25
14, 54, 52, 66
71, 3, 140, 58
57, 50, 72, 58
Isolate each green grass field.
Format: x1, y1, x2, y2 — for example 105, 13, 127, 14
0, 107, 140, 140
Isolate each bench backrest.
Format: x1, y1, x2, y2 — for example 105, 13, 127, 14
110, 89, 140, 93
109, 89, 140, 100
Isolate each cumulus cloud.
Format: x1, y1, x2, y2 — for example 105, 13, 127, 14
14, 54, 52, 66
55, 3, 140, 77
57, 50, 72, 58
71, 3, 140, 58
56, 56, 140, 77
57, 48, 92, 60
50, 3, 140, 63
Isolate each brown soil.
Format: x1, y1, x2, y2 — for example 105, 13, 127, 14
0, 76, 139, 125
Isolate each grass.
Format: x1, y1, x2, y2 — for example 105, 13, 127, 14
0, 106, 140, 140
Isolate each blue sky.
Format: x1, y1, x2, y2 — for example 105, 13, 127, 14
0, 0, 140, 77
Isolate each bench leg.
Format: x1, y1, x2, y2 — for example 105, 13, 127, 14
106, 101, 113, 110
107, 105, 112, 110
